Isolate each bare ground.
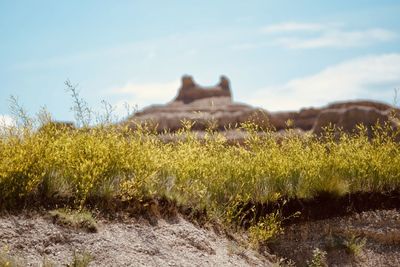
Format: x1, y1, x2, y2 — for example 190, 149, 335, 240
2, 209, 400, 266
0, 212, 275, 266
270, 209, 400, 266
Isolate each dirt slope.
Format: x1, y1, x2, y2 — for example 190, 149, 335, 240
271, 209, 400, 266
0, 213, 274, 266
3, 209, 400, 266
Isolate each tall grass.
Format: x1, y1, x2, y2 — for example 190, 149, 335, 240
1, 93, 400, 226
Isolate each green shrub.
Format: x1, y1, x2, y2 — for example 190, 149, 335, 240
248, 212, 283, 246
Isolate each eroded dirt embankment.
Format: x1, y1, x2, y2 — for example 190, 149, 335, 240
2, 208, 400, 266
2, 191, 400, 266
271, 209, 400, 267
0, 212, 275, 267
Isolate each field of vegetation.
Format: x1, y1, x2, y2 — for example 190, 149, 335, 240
1, 88, 400, 247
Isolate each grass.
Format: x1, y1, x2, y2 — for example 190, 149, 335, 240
49, 209, 98, 233
343, 234, 367, 256
67, 251, 92, 267
1, 89, 400, 244
306, 248, 327, 267
325, 233, 367, 256
248, 211, 284, 246
2, 118, 399, 212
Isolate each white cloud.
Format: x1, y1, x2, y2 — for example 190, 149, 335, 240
277, 28, 396, 49
245, 54, 400, 111
108, 80, 181, 116
261, 22, 326, 34
257, 22, 397, 49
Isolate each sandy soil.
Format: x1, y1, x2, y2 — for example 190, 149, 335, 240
2, 209, 400, 266
0, 212, 274, 266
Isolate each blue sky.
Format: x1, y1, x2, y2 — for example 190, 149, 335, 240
1, 0, 400, 124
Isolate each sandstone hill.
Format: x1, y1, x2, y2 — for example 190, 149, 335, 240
126, 75, 399, 136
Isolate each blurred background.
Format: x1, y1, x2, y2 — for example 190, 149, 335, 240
1, 0, 399, 123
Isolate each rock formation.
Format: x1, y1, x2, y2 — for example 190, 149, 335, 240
127, 75, 266, 132
312, 105, 397, 136
175, 75, 232, 104
126, 75, 399, 137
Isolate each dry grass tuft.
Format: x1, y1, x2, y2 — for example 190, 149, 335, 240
49, 209, 98, 233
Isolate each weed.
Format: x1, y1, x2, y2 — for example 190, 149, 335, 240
65, 80, 92, 128
2, 104, 400, 211
67, 251, 92, 267
248, 212, 283, 246
342, 234, 367, 256
49, 209, 98, 233
306, 248, 327, 267
325, 232, 366, 256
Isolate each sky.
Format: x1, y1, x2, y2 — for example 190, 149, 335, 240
1, 0, 400, 124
